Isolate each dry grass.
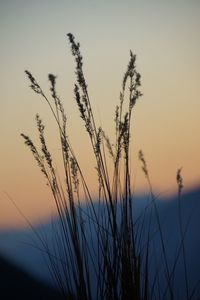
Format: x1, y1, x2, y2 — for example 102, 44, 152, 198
21, 34, 194, 300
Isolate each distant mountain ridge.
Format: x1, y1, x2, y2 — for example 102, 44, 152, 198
0, 187, 200, 297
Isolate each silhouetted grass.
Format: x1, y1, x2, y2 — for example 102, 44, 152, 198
21, 34, 196, 299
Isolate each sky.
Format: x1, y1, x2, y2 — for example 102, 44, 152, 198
0, 0, 200, 228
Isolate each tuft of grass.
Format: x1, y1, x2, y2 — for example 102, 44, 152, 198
21, 34, 195, 300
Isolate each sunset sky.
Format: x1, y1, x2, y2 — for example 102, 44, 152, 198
0, 0, 200, 228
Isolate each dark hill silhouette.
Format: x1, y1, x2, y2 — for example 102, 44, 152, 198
0, 187, 200, 298
0, 254, 64, 299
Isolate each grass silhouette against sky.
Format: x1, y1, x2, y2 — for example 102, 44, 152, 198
0, 0, 200, 228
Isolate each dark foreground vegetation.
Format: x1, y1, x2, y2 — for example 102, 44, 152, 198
21, 33, 200, 299
0, 255, 63, 299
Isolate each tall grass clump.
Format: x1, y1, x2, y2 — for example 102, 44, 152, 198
21, 34, 193, 300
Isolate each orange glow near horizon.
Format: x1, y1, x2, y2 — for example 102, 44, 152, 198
0, 0, 200, 228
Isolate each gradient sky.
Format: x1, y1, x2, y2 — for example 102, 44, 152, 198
0, 0, 200, 228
